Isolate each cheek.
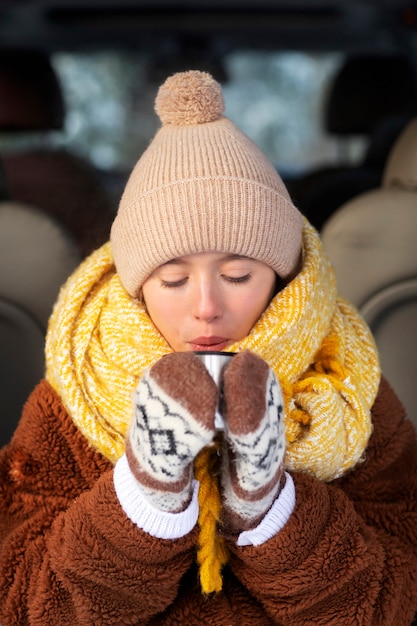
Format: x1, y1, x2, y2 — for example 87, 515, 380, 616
142, 291, 185, 344
241, 281, 275, 328
232, 294, 267, 333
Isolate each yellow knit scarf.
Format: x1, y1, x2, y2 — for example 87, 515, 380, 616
46, 219, 380, 481
45, 219, 380, 594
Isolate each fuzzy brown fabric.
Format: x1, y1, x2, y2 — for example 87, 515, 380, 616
1, 377, 417, 625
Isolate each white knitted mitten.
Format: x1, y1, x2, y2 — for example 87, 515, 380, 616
221, 350, 286, 532
126, 352, 218, 513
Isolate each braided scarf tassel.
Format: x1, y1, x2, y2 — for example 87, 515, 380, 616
194, 443, 229, 594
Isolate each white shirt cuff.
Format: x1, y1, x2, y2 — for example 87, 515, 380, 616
113, 453, 199, 540
236, 472, 296, 546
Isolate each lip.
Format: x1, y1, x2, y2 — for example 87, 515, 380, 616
188, 336, 230, 351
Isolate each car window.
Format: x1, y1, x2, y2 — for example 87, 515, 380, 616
49, 50, 366, 179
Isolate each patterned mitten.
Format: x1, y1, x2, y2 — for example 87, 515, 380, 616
221, 350, 286, 533
126, 352, 218, 513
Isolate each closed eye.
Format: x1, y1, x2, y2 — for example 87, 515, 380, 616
223, 274, 252, 284
160, 277, 188, 288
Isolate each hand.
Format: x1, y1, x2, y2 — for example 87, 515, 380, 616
220, 351, 286, 533
125, 352, 218, 512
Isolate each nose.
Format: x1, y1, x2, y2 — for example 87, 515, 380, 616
192, 280, 223, 322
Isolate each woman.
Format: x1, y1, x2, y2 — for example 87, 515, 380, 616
1, 70, 417, 625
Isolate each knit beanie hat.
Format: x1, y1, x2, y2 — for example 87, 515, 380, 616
111, 70, 303, 296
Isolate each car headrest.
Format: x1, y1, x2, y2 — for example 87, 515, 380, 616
0, 49, 65, 132
325, 55, 417, 135
383, 118, 417, 190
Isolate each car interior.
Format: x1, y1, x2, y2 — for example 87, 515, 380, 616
0, 0, 416, 453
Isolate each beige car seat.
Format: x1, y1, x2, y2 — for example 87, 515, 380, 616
321, 119, 417, 428
0, 201, 81, 446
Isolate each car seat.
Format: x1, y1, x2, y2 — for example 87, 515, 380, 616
0, 199, 81, 446
321, 118, 417, 428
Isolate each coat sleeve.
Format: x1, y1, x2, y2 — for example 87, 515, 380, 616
0, 380, 197, 626
227, 376, 417, 625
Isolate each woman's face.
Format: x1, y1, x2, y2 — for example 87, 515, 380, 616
141, 252, 277, 352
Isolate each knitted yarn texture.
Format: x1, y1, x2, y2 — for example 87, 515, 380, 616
111, 70, 303, 294
45, 220, 381, 482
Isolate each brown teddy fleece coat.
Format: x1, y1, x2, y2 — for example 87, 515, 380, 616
0, 376, 417, 625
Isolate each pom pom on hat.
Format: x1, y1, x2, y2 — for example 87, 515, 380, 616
155, 70, 225, 126
111, 70, 303, 297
